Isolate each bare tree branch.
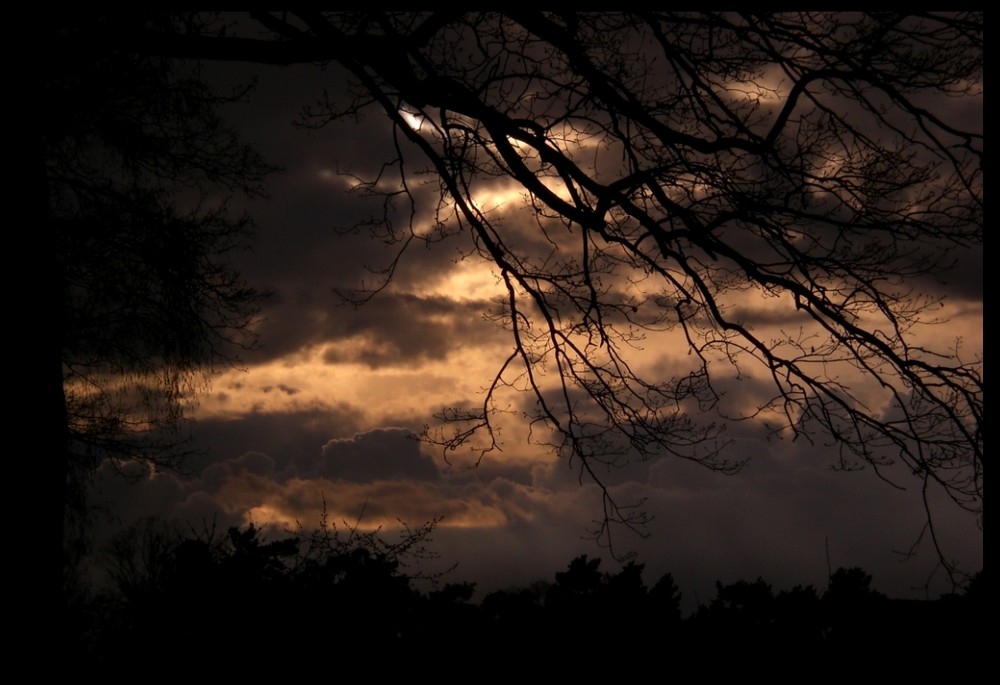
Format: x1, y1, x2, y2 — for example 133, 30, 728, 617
144, 12, 982, 562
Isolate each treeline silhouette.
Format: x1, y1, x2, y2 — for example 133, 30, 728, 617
69, 519, 982, 670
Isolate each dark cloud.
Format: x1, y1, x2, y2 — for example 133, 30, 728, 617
187, 402, 365, 475
262, 384, 300, 395
88, 418, 980, 611
430, 447, 982, 610
201, 452, 276, 493
204, 63, 498, 363
245, 290, 507, 365
909, 243, 983, 301
318, 293, 507, 368
320, 428, 439, 482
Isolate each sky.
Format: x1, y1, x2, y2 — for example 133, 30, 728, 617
88, 38, 982, 608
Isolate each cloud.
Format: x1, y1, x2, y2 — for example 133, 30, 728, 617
88, 413, 981, 612
318, 293, 508, 368
188, 402, 366, 474
245, 290, 508, 367
262, 384, 300, 395
230, 477, 511, 531
320, 428, 440, 482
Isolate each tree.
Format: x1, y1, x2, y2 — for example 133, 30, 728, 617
40, 13, 273, 609
144, 13, 982, 565
90, 514, 443, 667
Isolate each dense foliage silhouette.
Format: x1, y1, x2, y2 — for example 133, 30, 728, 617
40, 14, 273, 632
70, 519, 982, 669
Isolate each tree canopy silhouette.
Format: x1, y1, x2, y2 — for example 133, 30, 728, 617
41, 13, 273, 600
82, 520, 983, 670
141, 13, 981, 559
